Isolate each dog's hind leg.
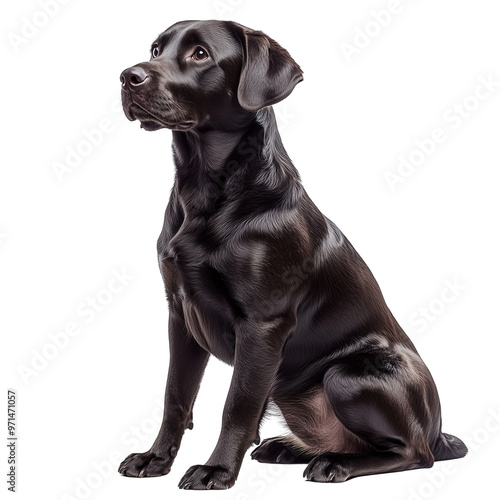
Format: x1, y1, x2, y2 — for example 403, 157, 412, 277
304, 348, 437, 482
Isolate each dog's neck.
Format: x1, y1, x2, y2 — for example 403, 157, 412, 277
172, 127, 250, 172
171, 107, 261, 171
170, 107, 300, 214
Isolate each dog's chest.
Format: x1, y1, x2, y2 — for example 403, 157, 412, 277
159, 218, 240, 364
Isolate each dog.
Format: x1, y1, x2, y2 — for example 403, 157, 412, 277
118, 20, 467, 489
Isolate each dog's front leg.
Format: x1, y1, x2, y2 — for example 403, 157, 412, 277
119, 311, 209, 477
178, 315, 294, 490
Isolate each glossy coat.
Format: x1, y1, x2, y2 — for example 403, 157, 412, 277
118, 20, 467, 489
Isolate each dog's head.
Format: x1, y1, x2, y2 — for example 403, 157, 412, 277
120, 20, 303, 132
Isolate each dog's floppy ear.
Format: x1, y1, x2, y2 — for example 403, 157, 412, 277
232, 24, 303, 112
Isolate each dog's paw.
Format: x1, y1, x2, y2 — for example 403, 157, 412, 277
178, 465, 236, 490
251, 437, 308, 464
118, 451, 173, 478
303, 454, 350, 483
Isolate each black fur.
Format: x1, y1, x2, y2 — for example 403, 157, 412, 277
118, 20, 467, 489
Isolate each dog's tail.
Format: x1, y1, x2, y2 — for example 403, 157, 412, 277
432, 432, 468, 461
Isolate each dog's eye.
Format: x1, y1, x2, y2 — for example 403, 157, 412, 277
192, 47, 209, 61
151, 46, 160, 58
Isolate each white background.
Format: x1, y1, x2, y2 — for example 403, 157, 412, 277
2, 1, 499, 499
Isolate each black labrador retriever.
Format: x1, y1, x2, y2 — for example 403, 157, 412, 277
118, 20, 467, 489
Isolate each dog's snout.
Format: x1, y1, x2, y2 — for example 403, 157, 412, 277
120, 66, 149, 89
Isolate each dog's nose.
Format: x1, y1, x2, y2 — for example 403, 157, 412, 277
120, 66, 149, 89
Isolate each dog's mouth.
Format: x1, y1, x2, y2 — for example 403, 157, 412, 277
122, 93, 196, 132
